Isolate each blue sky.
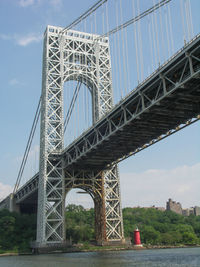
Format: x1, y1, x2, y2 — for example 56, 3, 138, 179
0, 0, 200, 209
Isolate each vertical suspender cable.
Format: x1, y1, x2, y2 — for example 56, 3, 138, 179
94, 11, 97, 34
102, 4, 105, 35
137, 0, 144, 81
111, 36, 116, 102
114, 1, 120, 99
84, 19, 89, 126
159, 0, 166, 63
113, 14, 120, 101
120, 0, 128, 95
167, 3, 174, 53
151, 1, 157, 68
123, 8, 131, 94
132, 0, 140, 85
105, 0, 109, 34
153, 0, 160, 66
184, 0, 190, 41
116, 0, 123, 98
165, 5, 170, 57
188, 0, 194, 38
180, 0, 186, 44
148, 16, 154, 72
90, 13, 93, 34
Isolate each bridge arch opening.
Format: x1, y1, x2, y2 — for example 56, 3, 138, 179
63, 74, 97, 147
65, 185, 103, 244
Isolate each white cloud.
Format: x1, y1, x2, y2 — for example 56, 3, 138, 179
0, 33, 42, 46
18, 0, 62, 8
0, 183, 13, 201
16, 33, 42, 46
64, 163, 200, 209
19, 0, 35, 7
50, 0, 62, 8
120, 162, 200, 209
0, 33, 11, 40
9, 79, 20, 86
66, 189, 93, 209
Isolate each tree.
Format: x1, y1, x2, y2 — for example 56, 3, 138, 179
141, 225, 160, 245
0, 216, 15, 249
182, 232, 198, 245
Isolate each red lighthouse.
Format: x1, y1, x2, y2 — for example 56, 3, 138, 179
134, 227, 142, 246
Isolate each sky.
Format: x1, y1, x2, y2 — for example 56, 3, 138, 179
0, 0, 200, 210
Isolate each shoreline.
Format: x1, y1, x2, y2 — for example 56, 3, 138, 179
0, 244, 199, 256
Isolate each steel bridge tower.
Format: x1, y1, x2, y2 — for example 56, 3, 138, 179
35, 25, 124, 249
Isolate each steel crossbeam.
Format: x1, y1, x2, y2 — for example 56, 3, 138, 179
33, 26, 124, 247
62, 34, 200, 170
2, 30, 200, 249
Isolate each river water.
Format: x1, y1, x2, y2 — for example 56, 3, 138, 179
1, 247, 200, 267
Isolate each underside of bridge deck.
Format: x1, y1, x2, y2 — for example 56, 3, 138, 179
62, 34, 200, 172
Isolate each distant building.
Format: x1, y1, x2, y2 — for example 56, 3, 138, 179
182, 208, 194, 216
182, 208, 190, 216
132, 201, 200, 217
151, 205, 165, 211
166, 198, 182, 215
189, 208, 195, 216
140, 206, 165, 211
194, 206, 200, 216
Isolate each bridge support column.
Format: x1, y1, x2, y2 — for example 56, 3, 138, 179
95, 167, 125, 245
65, 169, 124, 245
34, 26, 66, 249
101, 166, 125, 244
35, 25, 125, 249
0, 193, 20, 213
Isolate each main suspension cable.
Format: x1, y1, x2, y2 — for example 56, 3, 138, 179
64, 81, 82, 133
13, 96, 41, 193
60, 0, 107, 35
98, 0, 171, 40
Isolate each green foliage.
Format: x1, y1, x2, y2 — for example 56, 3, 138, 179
65, 204, 95, 243
65, 205, 200, 246
123, 207, 200, 246
141, 225, 160, 245
0, 205, 199, 252
0, 209, 36, 252
0, 216, 15, 249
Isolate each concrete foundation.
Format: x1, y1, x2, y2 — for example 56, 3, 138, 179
0, 194, 20, 213
30, 240, 72, 254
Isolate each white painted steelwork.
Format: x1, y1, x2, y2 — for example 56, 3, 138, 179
2, 29, 200, 249
36, 26, 124, 247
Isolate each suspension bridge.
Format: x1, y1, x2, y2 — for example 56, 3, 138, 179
0, 0, 199, 250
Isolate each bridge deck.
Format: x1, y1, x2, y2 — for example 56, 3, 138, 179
12, 34, 200, 204
62, 34, 200, 171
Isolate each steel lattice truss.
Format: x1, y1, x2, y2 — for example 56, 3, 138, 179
62, 34, 200, 170
2, 29, 200, 249
35, 26, 124, 247
13, 33, 200, 211
36, 26, 65, 245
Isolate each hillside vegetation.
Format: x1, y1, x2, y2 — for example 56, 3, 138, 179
0, 205, 199, 252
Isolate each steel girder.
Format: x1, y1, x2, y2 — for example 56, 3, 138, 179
15, 173, 39, 204
8, 31, 200, 247
36, 26, 65, 246
62, 34, 200, 170
10, 33, 200, 205
61, 26, 124, 243
36, 25, 124, 247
